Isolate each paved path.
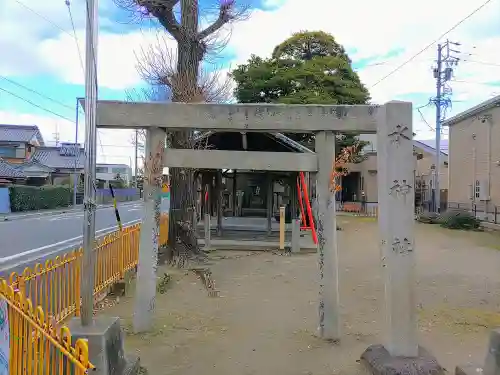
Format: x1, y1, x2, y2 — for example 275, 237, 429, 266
0, 202, 143, 276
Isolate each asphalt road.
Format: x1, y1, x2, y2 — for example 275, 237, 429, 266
0, 202, 143, 277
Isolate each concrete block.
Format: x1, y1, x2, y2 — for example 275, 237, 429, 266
123, 355, 141, 375
110, 282, 126, 297
456, 364, 484, 375
291, 218, 301, 254
361, 344, 445, 375
484, 329, 500, 375
124, 269, 135, 296
68, 316, 140, 375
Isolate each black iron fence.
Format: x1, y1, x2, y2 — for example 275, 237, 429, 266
446, 202, 500, 225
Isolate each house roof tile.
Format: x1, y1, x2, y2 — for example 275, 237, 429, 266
0, 158, 25, 178
0, 124, 45, 145
31, 146, 85, 169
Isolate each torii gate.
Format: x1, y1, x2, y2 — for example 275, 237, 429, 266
95, 100, 442, 374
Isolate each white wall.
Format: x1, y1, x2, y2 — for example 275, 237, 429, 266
359, 134, 377, 153
96, 164, 132, 184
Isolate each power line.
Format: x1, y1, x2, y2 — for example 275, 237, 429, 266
0, 86, 75, 123
417, 107, 435, 132
65, 0, 85, 73
12, 0, 104, 154
0, 76, 75, 111
13, 0, 73, 37
461, 59, 500, 67
452, 79, 499, 85
369, 0, 493, 88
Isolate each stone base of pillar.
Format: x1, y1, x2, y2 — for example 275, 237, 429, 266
361, 344, 444, 375
456, 328, 500, 375
455, 364, 483, 375
67, 316, 141, 375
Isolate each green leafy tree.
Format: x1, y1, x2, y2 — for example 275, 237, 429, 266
113, 173, 127, 188
231, 31, 371, 156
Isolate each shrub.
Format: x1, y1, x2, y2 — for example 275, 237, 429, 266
417, 212, 442, 224
440, 211, 481, 230
9, 185, 72, 212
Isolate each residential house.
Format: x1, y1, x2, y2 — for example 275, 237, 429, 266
0, 124, 51, 184
30, 143, 85, 185
414, 139, 449, 211
0, 158, 26, 184
0, 123, 85, 185
96, 163, 133, 186
443, 95, 500, 216
337, 134, 448, 209
0, 124, 45, 164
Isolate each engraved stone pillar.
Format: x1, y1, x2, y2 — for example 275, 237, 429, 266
315, 131, 340, 341
376, 101, 417, 357
362, 102, 443, 375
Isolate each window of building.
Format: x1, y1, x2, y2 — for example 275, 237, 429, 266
96, 167, 109, 173
475, 180, 480, 199
0, 147, 16, 158
112, 167, 128, 174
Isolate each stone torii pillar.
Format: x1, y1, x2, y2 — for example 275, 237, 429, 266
93, 100, 444, 373
315, 131, 340, 341
361, 101, 443, 375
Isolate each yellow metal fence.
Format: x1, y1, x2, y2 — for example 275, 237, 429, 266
1, 214, 169, 374
1, 280, 93, 375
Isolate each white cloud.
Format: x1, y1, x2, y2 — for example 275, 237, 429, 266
39, 29, 176, 90
2, 0, 500, 142
218, 0, 500, 137
1, 0, 175, 89
0, 0, 89, 76
225, 0, 499, 64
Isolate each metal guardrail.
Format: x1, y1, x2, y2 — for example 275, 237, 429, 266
336, 201, 379, 217
0, 280, 93, 374
1, 214, 169, 373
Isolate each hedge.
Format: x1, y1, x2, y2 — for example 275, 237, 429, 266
9, 185, 72, 212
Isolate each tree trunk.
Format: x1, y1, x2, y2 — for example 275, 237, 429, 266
167, 2, 205, 264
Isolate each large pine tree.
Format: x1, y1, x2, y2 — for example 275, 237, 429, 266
231, 31, 371, 155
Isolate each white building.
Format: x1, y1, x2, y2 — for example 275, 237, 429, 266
96, 163, 132, 185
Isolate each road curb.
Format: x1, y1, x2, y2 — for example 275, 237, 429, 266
0, 201, 140, 222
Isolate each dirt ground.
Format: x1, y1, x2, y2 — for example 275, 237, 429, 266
101, 217, 500, 375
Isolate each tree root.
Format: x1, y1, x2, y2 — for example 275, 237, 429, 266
190, 267, 220, 297
163, 220, 219, 297
165, 220, 208, 268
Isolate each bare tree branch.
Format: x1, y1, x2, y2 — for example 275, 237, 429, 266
114, 0, 248, 267
198, 2, 234, 40
114, 0, 183, 39
135, 33, 233, 103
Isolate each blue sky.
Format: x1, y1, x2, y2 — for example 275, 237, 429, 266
1, 0, 500, 166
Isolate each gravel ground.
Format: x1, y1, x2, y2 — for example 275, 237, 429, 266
101, 217, 500, 375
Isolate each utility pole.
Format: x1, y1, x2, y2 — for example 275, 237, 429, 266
73, 97, 81, 207
53, 124, 60, 147
434, 44, 443, 213
433, 40, 460, 212
81, 0, 99, 326
134, 130, 138, 187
